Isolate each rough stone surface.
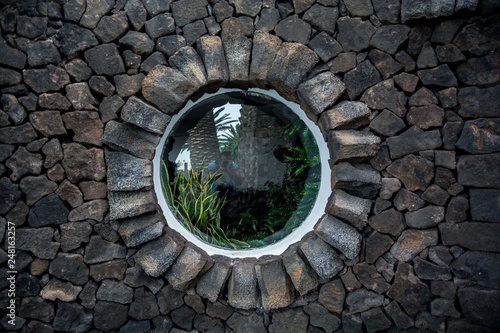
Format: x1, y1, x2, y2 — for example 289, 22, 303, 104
297, 71, 345, 118
300, 234, 343, 280
328, 130, 381, 164
391, 229, 439, 262
440, 222, 500, 252
103, 121, 160, 160
134, 232, 184, 277
315, 214, 362, 259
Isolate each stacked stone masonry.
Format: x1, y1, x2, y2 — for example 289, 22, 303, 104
0, 0, 499, 332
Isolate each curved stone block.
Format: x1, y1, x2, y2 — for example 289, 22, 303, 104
256, 257, 295, 311
118, 213, 164, 247
327, 130, 380, 164
108, 190, 157, 220
196, 36, 230, 91
228, 260, 261, 309
315, 214, 362, 260
196, 256, 232, 302
297, 71, 345, 118
103, 121, 160, 160
282, 245, 319, 296
299, 233, 343, 280
165, 245, 212, 291
120, 96, 171, 135
320, 101, 371, 134
142, 65, 197, 114
222, 35, 252, 87
106, 151, 153, 192
169, 46, 208, 90
250, 31, 282, 88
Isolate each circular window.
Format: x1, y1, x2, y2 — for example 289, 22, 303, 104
153, 88, 330, 258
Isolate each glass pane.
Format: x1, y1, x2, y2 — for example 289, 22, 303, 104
160, 91, 321, 249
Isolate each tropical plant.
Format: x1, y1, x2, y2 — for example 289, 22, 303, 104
161, 161, 249, 249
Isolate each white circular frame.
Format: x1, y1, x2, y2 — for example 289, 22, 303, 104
153, 88, 331, 258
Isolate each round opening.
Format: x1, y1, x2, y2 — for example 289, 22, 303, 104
153, 88, 331, 258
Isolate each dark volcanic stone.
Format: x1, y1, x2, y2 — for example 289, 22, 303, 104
19, 297, 55, 323
470, 189, 500, 222
171, 305, 196, 331
220, 16, 254, 39
193, 314, 224, 333
353, 263, 391, 293
156, 284, 185, 314
282, 246, 319, 296
84, 44, 125, 76
141, 52, 168, 73
318, 278, 345, 314
16, 16, 47, 38
119, 31, 154, 55
0, 40, 26, 69
64, 59, 92, 82
365, 231, 394, 264
62, 143, 105, 183
440, 222, 500, 252
457, 153, 500, 188
456, 119, 500, 154
300, 234, 343, 279
268, 308, 309, 333
84, 236, 127, 264
58, 23, 98, 57
80, 0, 111, 29
249, 31, 282, 88
16, 227, 59, 259
171, 0, 208, 27
145, 14, 176, 38
337, 17, 376, 52
369, 110, 406, 137
66, 82, 97, 110
103, 121, 160, 160
0, 123, 37, 145
315, 214, 362, 260
27, 40, 60, 67
100, 95, 124, 123
371, 24, 411, 54
275, 15, 311, 45
387, 262, 432, 315
346, 288, 384, 313
89, 76, 115, 96
23, 65, 70, 93
6, 147, 43, 181
414, 257, 451, 280
29, 111, 67, 137
405, 205, 444, 229
94, 11, 129, 43
129, 287, 160, 320
387, 154, 435, 191
297, 71, 345, 118
373, 0, 401, 23
114, 73, 146, 98
255, 8, 280, 32
27, 192, 67, 227
458, 86, 500, 119
454, 15, 500, 56
196, 257, 231, 302
369, 49, 403, 79
223, 35, 252, 86
20, 175, 57, 206
134, 232, 184, 277
391, 229, 438, 262
458, 287, 500, 329
40, 278, 82, 302
60, 221, 92, 252
49, 253, 88, 285
303, 4, 338, 35
368, 208, 405, 237
227, 261, 260, 309
421, 185, 450, 206
330, 162, 381, 199
165, 245, 211, 291
308, 31, 342, 63
53, 301, 92, 333
0, 177, 21, 214
169, 46, 207, 90
452, 251, 500, 289
385, 301, 414, 330
38, 93, 71, 110
68, 199, 108, 222
457, 50, 500, 86
361, 79, 407, 117
361, 307, 392, 332
407, 105, 444, 129
183, 20, 207, 46
255, 258, 295, 311
344, 60, 382, 99
196, 36, 229, 89
94, 301, 129, 331
436, 44, 466, 63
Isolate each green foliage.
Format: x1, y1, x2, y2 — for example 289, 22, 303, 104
218, 123, 240, 159
161, 161, 249, 249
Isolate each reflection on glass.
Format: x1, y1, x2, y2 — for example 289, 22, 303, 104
161, 91, 320, 249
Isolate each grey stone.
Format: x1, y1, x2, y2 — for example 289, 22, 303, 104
62, 143, 105, 183
16, 15, 47, 38
213, 1, 233, 22
385, 301, 414, 330
458, 86, 500, 118
418, 64, 458, 87
344, 60, 382, 99
94, 11, 128, 43
26, 40, 60, 67
196, 36, 229, 90
470, 189, 500, 222
220, 16, 253, 39
368, 49, 403, 79
113, 73, 145, 98
428, 246, 453, 266
142, 0, 172, 16
16, 227, 59, 259
29, 111, 67, 137
297, 71, 345, 118
93, 301, 129, 332
79, 280, 98, 309
328, 130, 380, 164
414, 257, 452, 280
346, 288, 384, 313
20, 175, 57, 206
303, 4, 338, 35
457, 153, 500, 189
393, 72, 419, 92
227, 260, 260, 309
16, 272, 40, 297
94, 223, 119, 242
183, 20, 207, 46
142, 65, 197, 114
361, 79, 407, 117
60, 222, 92, 252
58, 23, 98, 57
316, 278, 345, 315
456, 119, 500, 154
371, 25, 411, 54
19, 297, 55, 323
145, 14, 175, 39
417, 41, 438, 69
337, 17, 376, 52
100, 95, 125, 123
365, 231, 394, 264
156, 284, 185, 314
421, 184, 450, 206
431, 298, 460, 318
405, 205, 444, 229
63, 0, 86, 22
23, 65, 70, 93
361, 308, 392, 332
380, 178, 401, 200
256, 258, 295, 311
53, 302, 92, 333
80, 0, 112, 29
118, 213, 163, 247
368, 208, 405, 237
440, 222, 500, 252
119, 31, 154, 55
84, 44, 125, 76
331, 162, 381, 199
255, 8, 280, 32
454, 15, 500, 56
108, 190, 158, 220
196, 257, 231, 302
274, 15, 311, 45
206, 301, 233, 321
65, 82, 97, 110
401, 0, 455, 22
387, 126, 441, 159
0, 39, 26, 69
308, 32, 342, 63
1, 94, 26, 125
134, 231, 184, 277
64, 59, 92, 82
68, 199, 108, 222
436, 44, 466, 63
49, 253, 89, 285
282, 246, 319, 296
90, 260, 128, 282
300, 234, 343, 279
6, 147, 43, 181
40, 278, 82, 302
103, 121, 160, 159
452, 251, 500, 289
227, 312, 266, 333
391, 229, 439, 262
387, 262, 432, 315
89, 76, 115, 96
267, 42, 319, 100
129, 287, 160, 319
84, 236, 127, 264
315, 214, 362, 260
249, 31, 282, 88
353, 263, 390, 293
387, 154, 435, 191
0, 177, 21, 215
415, 312, 446, 332
28, 193, 68, 227
171, 0, 208, 27
62, 111, 103, 146
0, 67, 22, 87
407, 105, 444, 130
431, 280, 456, 299
230, 0, 262, 16
18, 93, 38, 112
344, 0, 372, 16
326, 190, 371, 230
171, 305, 196, 331
193, 314, 224, 333
125, 0, 147, 30
223, 35, 252, 86
373, 0, 400, 23
169, 46, 207, 90
38, 93, 71, 110
141, 52, 168, 73
269, 308, 309, 333
123, 266, 164, 294
0, 123, 37, 145
458, 287, 500, 329
328, 52, 357, 74
165, 245, 211, 291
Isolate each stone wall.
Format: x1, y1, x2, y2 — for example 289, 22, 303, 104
1, 0, 500, 332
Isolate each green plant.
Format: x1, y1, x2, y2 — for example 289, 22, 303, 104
161, 161, 249, 249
